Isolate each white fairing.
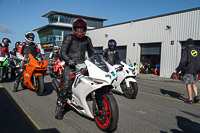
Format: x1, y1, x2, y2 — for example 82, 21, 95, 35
0, 57, 6, 62
67, 55, 117, 118
113, 59, 137, 93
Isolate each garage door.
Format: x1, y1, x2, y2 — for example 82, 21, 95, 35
94, 47, 103, 55
141, 43, 161, 55
116, 46, 127, 60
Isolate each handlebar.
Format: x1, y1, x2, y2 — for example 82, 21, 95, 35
115, 65, 124, 72
69, 67, 87, 79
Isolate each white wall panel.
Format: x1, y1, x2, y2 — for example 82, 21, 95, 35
88, 8, 200, 78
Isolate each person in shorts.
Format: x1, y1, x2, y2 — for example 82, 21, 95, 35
176, 38, 200, 104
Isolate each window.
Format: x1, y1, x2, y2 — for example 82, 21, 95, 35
38, 29, 54, 43
65, 16, 72, 24
60, 15, 65, 23
48, 15, 58, 23
53, 30, 62, 41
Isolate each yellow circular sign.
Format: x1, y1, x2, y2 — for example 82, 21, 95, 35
191, 50, 198, 57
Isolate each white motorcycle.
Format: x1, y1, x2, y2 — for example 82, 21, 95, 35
52, 55, 119, 132
113, 59, 138, 99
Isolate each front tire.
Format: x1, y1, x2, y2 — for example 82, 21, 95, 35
93, 93, 119, 132
122, 81, 138, 99
35, 75, 44, 96
0, 68, 3, 83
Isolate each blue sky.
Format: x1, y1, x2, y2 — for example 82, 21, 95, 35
0, 0, 199, 50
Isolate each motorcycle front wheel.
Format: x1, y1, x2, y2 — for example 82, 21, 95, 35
35, 75, 44, 96
93, 93, 119, 132
0, 68, 3, 82
122, 81, 138, 99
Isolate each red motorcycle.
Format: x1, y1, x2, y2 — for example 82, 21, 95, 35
50, 59, 65, 79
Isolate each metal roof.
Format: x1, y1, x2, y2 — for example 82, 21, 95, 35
42, 11, 108, 21
92, 7, 200, 29
33, 22, 95, 32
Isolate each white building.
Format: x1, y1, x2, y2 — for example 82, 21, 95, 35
87, 7, 200, 78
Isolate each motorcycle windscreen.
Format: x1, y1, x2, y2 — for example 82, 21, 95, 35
88, 55, 109, 72
122, 59, 132, 66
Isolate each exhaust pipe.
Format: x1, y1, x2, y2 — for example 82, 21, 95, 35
52, 78, 60, 93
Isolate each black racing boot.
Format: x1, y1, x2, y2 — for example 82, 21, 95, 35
13, 82, 19, 92
66, 90, 72, 100
55, 101, 64, 120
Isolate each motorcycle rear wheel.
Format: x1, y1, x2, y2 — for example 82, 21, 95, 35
93, 93, 119, 132
35, 75, 44, 96
172, 72, 180, 79
122, 81, 138, 99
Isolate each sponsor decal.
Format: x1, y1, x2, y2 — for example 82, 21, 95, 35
105, 74, 111, 79
111, 72, 115, 76
191, 50, 198, 57
26, 73, 29, 77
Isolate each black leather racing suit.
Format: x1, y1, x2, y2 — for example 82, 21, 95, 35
102, 48, 120, 65
58, 34, 94, 102
13, 48, 18, 56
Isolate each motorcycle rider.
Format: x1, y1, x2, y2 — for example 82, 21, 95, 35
49, 46, 60, 76
102, 39, 120, 65
13, 41, 21, 56
0, 38, 11, 80
0, 38, 11, 58
13, 32, 40, 92
55, 18, 94, 120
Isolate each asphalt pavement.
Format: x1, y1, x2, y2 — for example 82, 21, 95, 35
0, 74, 200, 133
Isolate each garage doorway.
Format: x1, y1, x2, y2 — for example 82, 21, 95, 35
181, 40, 200, 50
140, 43, 161, 75
116, 46, 127, 61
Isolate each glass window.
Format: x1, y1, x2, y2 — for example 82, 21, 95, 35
60, 15, 65, 23
53, 30, 62, 41
48, 15, 58, 23
65, 16, 72, 24
38, 29, 54, 43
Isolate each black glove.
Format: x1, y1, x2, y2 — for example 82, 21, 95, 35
68, 60, 76, 66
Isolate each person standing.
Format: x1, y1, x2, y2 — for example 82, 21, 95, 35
176, 38, 200, 104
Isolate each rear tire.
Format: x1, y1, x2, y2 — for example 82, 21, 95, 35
122, 81, 138, 99
0, 68, 3, 83
93, 93, 119, 132
35, 75, 44, 96
172, 72, 180, 79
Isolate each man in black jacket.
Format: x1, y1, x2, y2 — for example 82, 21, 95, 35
176, 38, 200, 104
102, 39, 120, 65
55, 18, 94, 119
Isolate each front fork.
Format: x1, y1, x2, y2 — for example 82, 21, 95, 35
33, 74, 36, 87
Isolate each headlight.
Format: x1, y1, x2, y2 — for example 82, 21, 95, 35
129, 68, 135, 72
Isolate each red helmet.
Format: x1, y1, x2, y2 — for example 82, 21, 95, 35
72, 18, 87, 38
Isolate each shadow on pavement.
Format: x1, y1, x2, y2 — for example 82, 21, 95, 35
0, 87, 38, 133
43, 82, 55, 96
160, 88, 186, 101
170, 116, 200, 133
0, 87, 61, 133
